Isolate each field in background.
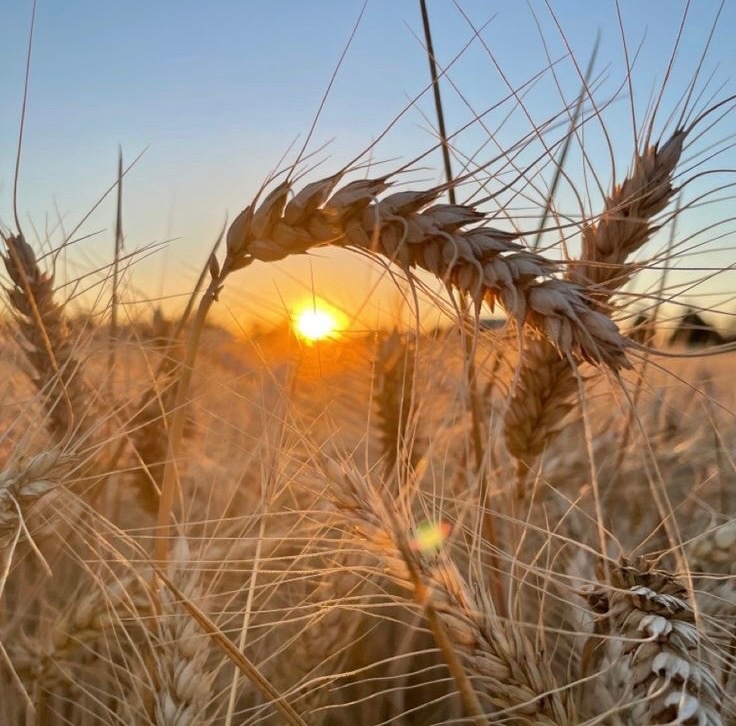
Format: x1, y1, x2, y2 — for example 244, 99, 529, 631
0, 310, 734, 724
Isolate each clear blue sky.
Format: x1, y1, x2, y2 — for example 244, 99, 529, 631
1, 1, 735, 331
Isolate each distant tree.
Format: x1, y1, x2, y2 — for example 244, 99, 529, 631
669, 309, 724, 347
629, 313, 656, 346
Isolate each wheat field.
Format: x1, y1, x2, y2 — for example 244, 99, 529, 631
1, 3, 736, 725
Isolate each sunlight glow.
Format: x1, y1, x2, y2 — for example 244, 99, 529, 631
293, 305, 342, 342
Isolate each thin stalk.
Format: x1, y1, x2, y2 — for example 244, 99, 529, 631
419, 0, 456, 205
153, 258, 245, 564
531, 35, 599, 251
224, 507, 268, 726
108, 148, 124, 392
12, 0, 37, 236
421, 0, 504, 617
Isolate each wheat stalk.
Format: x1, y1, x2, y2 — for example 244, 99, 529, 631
225, 175, 630, 370
2, 234, 91, 441
504, 129, 685, 470
373, 329, 423, 474
324, 457, 575, 724
583, 558, 725, 724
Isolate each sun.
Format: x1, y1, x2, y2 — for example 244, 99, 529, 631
293, 304, 343, 342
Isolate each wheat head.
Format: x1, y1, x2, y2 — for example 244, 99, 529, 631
583, 558, 725, 724
504, 129, 685, 469
225, 175, 630, 370
325, 457, 575, 724
2, 234, 91, 440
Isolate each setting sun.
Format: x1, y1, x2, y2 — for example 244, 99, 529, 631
293, 304, 343, 342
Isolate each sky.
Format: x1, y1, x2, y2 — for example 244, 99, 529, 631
1, 0, 735, 334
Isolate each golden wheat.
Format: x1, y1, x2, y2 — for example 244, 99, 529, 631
504, 128, 685, 471
583, 559, 724, 724
2, 234, 92, 440
325, 457, 575, 724
226, 176, 631, 370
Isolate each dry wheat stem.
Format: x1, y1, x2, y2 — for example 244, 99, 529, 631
583, 559, 724, 725
324, 458, 574, 724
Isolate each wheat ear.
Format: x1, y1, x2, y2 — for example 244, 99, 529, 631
6, 572, 149, 706
583, 558, 725, 724
0, 450, 70, 555
324, 457, 575, 724
2, 234, 91, 440
504, 129, 685, 468
373, 330, 422, 474
569, 130, 685, 297
226, 175, 630, 370
154, 546, 216, 726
